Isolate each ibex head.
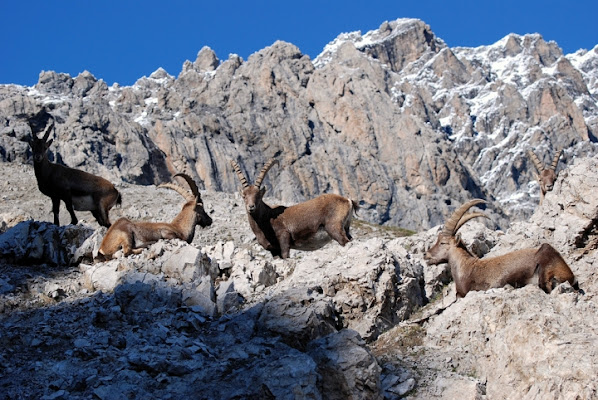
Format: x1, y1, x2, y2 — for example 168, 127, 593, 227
425, 199, 489, 265
160, 173, 213, 228
230, 158, 279, 215
527, 149, 562, 196
29, 119, 55, 163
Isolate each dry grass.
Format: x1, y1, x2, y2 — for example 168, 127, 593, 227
352, 218, 416, 240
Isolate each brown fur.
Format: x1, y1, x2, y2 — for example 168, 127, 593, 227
29, 120, 121, 227
231, 158, 358, 259
98, 174, 212, 259
425, 199, 576, 297
528, 149, 562, 205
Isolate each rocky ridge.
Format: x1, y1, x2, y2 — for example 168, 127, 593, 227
1, 152, 597, 398
1, 18, 597, 231
1, 16, 598, 399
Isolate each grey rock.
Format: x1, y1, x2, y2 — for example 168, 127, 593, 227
81, 261, 123, 291
258, 288, 340, 348
114, 281, 181, 316
0, 277, 15, 294
161, 245, 201, 282
0, 220, 94, 265
0, 19, 597, 400
215, 279, 243, 314
182, 278, 217, 317
307, 329, 382, 399
2, 19, 596, 232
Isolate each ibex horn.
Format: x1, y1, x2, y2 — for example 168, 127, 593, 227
549, 150, 562, 171
174, 173, 201, 200
159, 182, 195, 202
454, 212, 490, 233
443, 199, 487, 236
230, 160, 250, 189
527, 150, 545, 173
255, 158, 279, 188
41, 118, 55, 142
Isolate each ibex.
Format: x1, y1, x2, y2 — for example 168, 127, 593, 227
424, 199, 577, 298
29, 119, 121, 227
231, 158, 359, 259
98, 173, 212, 258
527, 149, 562, 205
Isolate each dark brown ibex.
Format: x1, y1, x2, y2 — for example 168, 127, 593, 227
98, 173, 212, 258
29, 119, 121, 227
527, 149, 562, 205
231, 158, 358, 259
424, 199, 577, 298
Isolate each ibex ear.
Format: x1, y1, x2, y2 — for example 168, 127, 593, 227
455, 233, 463, 246
259, 187, 266, 196
46, 138, 53, 147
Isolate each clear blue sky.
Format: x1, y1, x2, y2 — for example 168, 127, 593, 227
1, 1, 596, 87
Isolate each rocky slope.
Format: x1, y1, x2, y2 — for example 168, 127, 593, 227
1, 152, 597, 398
1, 18, 597, 231
1, 17, 598, 399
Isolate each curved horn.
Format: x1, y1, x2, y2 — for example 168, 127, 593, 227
255, 158, 279, 188
527, 150, 544, 173
230, 160, 250, 188
174, 173, 201, 199
159, 182, 194, 202
549, 150, 562, 171
454, 212, 490, 233
443, 199, 487, 236
41, 119, 55, 141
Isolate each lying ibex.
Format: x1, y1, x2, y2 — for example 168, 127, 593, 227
29, 119, 121, 227
231, 158, 358, 259
527, 149, 562, 205
98, 173, 212, 258
424, 199, 577, 298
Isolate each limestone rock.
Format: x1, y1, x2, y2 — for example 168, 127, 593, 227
0, 17, 597, 400
2, 18, 596, 231
307, 329, 382, 399
0, 220, 94, 266
424, 287, 598, 399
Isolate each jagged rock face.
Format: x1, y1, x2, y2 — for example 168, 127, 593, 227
0, 78, 169, 185
0, 161, 423, 399
419, 154, 598, 399
425, 287, 598, 399
0, 18, 597, 232
0, 152, 597, 398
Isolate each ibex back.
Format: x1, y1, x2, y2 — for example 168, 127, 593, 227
425, 199, 577, 297
98, 173, 212, 258
231, 158, 358, 259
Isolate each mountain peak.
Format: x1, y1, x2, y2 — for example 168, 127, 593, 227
315, 18, 444, 71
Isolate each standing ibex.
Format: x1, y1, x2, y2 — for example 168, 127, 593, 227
424, 199, 577, 298
29, 119, 121, 227
527, 149, 562, 205
98, 173, 212, 258
231, 158, 358, 259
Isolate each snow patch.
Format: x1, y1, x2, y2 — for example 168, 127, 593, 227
313, 18, 427, 68
134, 111, 150, 126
